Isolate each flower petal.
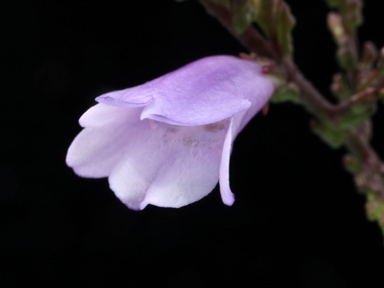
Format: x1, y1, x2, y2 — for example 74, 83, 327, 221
107, 125, 165, 210
108, 121, 230, 210
141, 97, 251, 126
94, 56, 270, 126
66, 104, 143, 177
218, 112, 247, 205
79, 103, 130, 128
141, 56, 264, 125
96, 87, 153, 107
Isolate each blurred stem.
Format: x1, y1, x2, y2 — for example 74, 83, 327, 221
200, 0, 333, 119
343, 12, 360, 91
199, 0, 277, 58
281, 59, 335, 119
345, 128, 378, 166
199, 0, 384, 198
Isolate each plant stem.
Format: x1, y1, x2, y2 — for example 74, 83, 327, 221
199, 0, 333, 117
199, 0, 384, 198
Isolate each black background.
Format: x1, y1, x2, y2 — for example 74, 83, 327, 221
1, 0, 384, 287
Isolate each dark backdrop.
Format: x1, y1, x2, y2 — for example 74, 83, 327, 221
1, 0, 384, 287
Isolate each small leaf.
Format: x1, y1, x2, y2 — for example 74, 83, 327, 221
343, 154, 361, 174
366, 193, 384, 224
355, 171, 384, 196
366, 194, 384, 235
327, 12, 345, 45
252, 0, 274, 38
338, 102, 375, 129
331, 73, 350, 100
376, 47, 384, 76
276, 1, 295, 57
325, 0, 344, 9
325, 0, 363, 30
360, 41, 378, 70
270, 82, 300, 104
345, 0, 363, 29
252, 0, 295, 57
357, 71, 380, 93
337, 41, 355, 71
232, 0, 257, 34
311, 119, 346, 149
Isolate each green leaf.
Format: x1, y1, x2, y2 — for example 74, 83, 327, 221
253, 0, 295, 57
331, 73, 350, 100
276, 1, 295, 57
270, 82, 300, 104
378, 50, 384, 76
311, 119, 346, 149
338, 103, 375, 129
325, 0, 344, 9
360, 41, 378, 70
327, 12, 344, 45
343, 154, 361, 174
232, 1, 257, 34
337, 44, 356, 72
325, 0, 363, 30
253, 0, 274, 38
345, 0, 363, 29
366, 193, 384, 223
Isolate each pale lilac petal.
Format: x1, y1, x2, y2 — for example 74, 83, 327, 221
109, 121, 230, 210
140, 97, 251, 126
96, 87, 153, 107
218, 112, 247, 205
219, 120, 236, 206
66, 105, 143, 177
237, 79, 274, 133
217, 72, 273, 205
107, 122, 166, 210
94, 56, 269, 126
141, 56, 271, 126
79, 103, 130, 128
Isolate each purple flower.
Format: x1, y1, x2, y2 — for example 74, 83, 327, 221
66, 55, 274, 210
